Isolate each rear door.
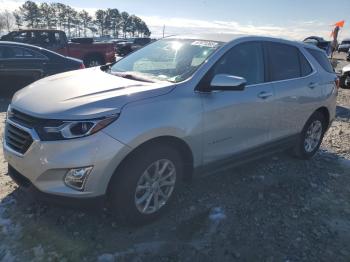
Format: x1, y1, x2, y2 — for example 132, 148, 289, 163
201, 41, 275, 164
265, 42, 318, 140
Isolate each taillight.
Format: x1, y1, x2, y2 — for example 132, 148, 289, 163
79, 63, 85, 69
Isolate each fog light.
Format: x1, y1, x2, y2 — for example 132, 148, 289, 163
64, 167, 93, 191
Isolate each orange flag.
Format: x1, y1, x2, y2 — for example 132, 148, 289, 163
334, 20, 345, 27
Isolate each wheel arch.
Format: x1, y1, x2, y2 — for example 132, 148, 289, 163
315, 106, 330, 128
107, 135, 194, 195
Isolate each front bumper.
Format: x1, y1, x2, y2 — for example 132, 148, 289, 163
3, 129, 131, 199
8, 164, 106, 208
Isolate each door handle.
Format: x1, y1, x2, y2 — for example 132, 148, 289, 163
308, 82, 317, 89
257, 91, 273, 99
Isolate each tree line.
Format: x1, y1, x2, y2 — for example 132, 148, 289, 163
0, 1, 151, 38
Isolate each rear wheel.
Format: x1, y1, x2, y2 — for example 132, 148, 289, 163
293, 111, 326, 159
109, 145, 183, 225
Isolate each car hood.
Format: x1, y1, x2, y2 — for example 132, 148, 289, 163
11, 67, 176, 120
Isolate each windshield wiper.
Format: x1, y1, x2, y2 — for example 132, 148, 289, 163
111, 71, 156, 83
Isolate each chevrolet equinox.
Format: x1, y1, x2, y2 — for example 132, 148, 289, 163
3, 35, 338, 224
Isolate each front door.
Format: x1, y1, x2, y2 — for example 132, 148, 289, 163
200, 42, 275, 164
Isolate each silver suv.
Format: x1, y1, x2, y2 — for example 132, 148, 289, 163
3, 35, 337, 224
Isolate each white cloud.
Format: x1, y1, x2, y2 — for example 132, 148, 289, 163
140, 15, 336, 40
0, 0, 24, 11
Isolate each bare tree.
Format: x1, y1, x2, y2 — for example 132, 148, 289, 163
13, 11, 23, 29
0, 13, 6, 35
1, 10, 14, 33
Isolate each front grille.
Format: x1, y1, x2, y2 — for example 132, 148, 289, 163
10, 109, 42, 127
5, 123, 33, 154
8, 108, 64, 141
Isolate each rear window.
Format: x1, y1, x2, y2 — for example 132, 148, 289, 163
306, 48, 334, 73
267, 42, 301, 81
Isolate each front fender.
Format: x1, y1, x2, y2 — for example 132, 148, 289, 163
102, 90, 203, 167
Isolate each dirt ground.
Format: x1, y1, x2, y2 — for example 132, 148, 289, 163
0, 55, 350, 262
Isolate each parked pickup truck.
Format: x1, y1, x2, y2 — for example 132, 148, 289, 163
1, 29, 116, 67
116, 37, 151, 56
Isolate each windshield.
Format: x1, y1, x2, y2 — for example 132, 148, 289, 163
111, 39, 222, 83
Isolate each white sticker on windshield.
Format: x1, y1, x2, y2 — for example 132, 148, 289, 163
191, 41, 218, 48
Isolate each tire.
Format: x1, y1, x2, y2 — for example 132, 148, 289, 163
293, 111, 326, 160
109, 145, 183, 225
84, 55, 104, 68
340, 74, 350, 89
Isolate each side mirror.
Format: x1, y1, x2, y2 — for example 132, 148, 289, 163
210, 74, 247, 91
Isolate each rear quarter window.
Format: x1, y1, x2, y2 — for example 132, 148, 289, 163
306, 48, 334, 73
299, 51, 313, 76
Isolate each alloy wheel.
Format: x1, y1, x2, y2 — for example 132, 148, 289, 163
134, 159, 176, 214
304, 120, 323, 153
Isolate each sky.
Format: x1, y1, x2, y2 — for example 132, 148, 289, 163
1, 0, 350, 40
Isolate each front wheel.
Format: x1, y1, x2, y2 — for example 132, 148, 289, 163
293, 111, 326, 159
109, 145, 183, 225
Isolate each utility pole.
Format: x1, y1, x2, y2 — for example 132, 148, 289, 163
162, 24, 165, 38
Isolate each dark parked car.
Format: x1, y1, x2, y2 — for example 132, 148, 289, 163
1, 30, 116, 67
0, 41, 84, 96
303, 36, 331, 52
116, 37, 151, 56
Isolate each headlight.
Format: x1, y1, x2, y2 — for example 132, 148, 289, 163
43, 115, 119, 140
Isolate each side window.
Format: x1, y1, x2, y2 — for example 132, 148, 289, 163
0, 47, 6, 59
306, 48, 334, 73
267, 42, 301, 81
13, 47, 36, 58
213, 42, 265, 85
299, 52, 313, 76
34, 31, 51, 48
0, 46, 16, 59
0, 47, 45, 59
12, 32, 34, 44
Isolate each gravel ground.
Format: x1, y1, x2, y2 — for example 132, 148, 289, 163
0, 56, 350, 262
